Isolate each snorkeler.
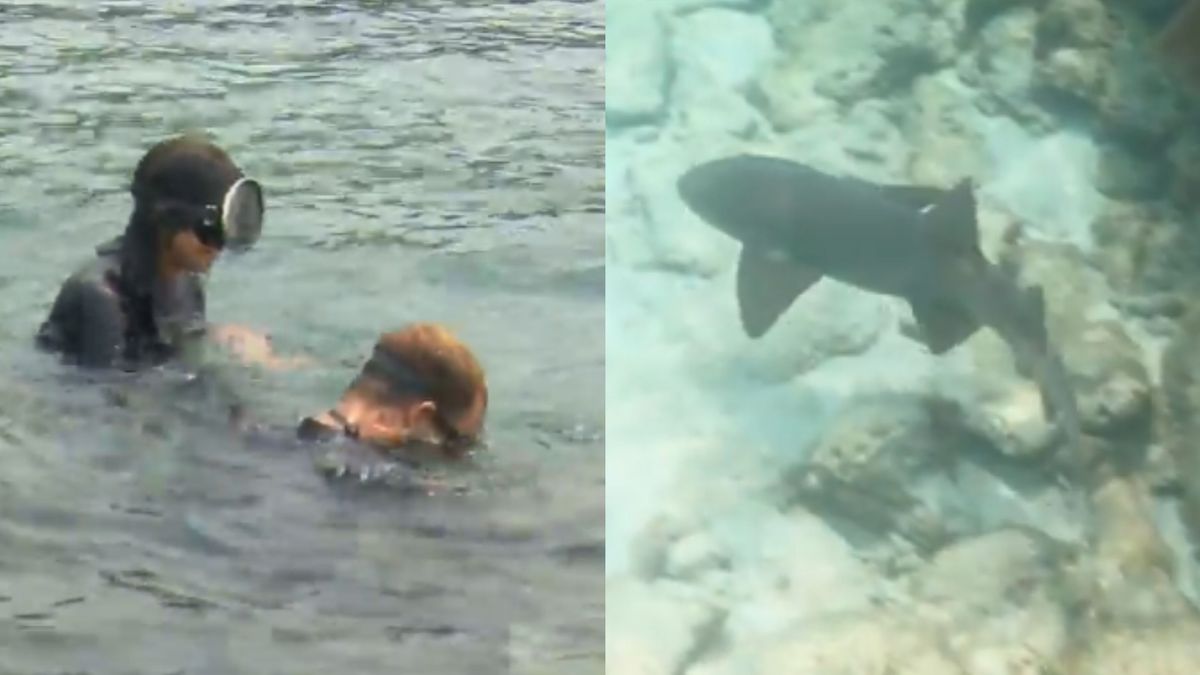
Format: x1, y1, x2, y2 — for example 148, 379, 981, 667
35, 134, 282, 370
293, 323, 490, 474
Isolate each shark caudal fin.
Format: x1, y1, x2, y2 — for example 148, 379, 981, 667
907, 299, 982, 354
736, 247, 822, 338
906, 180, 985, 354
1158, 0, 1200, 91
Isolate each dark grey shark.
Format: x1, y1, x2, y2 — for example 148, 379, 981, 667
677, 154, 1081, 448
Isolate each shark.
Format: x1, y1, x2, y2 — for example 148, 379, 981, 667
676, 154, 1082, 449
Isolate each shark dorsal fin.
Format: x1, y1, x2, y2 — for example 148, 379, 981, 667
924, 179, 979, 252
736, 248, 823, 338
877, 184, 948, 212
1026, 284, 1046, 322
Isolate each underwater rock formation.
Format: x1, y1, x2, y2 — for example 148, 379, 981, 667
607, 0, 1200, 670
1159, 305, 1200, 561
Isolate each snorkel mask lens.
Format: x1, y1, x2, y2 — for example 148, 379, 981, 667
192, 205, 225, 248
220, 177, 264, 251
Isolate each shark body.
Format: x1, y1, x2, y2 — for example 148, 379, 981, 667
677, 154, 1082, 447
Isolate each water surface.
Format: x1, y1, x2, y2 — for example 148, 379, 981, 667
0, 2, 604, 673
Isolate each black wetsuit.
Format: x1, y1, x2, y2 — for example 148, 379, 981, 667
36, 238, 207, 370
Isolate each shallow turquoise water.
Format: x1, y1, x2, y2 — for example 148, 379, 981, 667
0, 2, 603, 673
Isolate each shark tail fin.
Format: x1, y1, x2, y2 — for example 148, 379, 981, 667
922, 178, 980, 255
1158, 0, 1200, 91
907, 299, 982, 354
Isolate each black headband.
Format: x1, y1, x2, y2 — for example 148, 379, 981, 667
359, 346, 433, 399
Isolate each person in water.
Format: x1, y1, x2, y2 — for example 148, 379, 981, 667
295, 323, 489, 468
36, 134, 284, 370
230, 323, 489, 487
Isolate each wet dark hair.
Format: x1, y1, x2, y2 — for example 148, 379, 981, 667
118, 135, 244, 292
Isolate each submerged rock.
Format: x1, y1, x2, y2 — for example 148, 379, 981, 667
974, 237, 1151, 458
1159, 305, 1200, 558
903, 72, 988, 185
1036, 0, 1117, 51
1061, 476, 1200, 675
606, 576, 724, 675
606, 7, 672, 130
689, 528, 1073, 674
782, 395, 960, 553
1092, 201, 1198, 301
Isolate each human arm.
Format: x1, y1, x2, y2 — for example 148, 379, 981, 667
209, 323, 314, 370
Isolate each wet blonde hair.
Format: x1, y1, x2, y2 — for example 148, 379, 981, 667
349, 323, 489, 441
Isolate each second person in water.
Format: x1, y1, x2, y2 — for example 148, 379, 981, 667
36, 134, 282, 370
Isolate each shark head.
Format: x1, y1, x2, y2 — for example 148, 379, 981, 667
677, 157, 753, 240
677, 155, 811, 248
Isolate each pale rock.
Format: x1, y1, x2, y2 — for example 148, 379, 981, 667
1091, 201, 1192, 298
665, 58, 767, 141
961, 381, 1059, 458
765, 0, 892, 105
815, 54, 888, 104
963, 8, 1047, 127
669, 8, 775, 92
765, 0, 850, 57
747, 64, 838, 134
903, 71, 988, 187
785, 395, 986, 550
669, 0, 767, 11
910, 529, 1072, 671
690, 612, 965, 675
1064, 478, 1200, 675
786, 396, 939, 481
909, 529, 1065, 616
1069, 626, 1200, 675
606, 576, 722, 675
665, 530, 730, 582
841, 99, 910, 175
877, 0, 965, 73
1013, 242, 1151, 436
1035, 46, 1107, 101
977, 124, 1103, 248
622, 138, 741, 277
1159, 307, 1200, 558
695, 530, 1072, 674
1037, 0, 1115, 50
1068, 321, 1151, 435
671, 274, 890, 386
626, 505, 708, 581
607, 6, 671, 129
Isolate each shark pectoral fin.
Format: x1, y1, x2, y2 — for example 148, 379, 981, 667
924, 179, 980, 253
908, 300, 982, 355
737, 248, 822, 339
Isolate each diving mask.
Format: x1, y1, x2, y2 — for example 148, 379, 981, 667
193, 177, 264, 251
137, 177, 265, 251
